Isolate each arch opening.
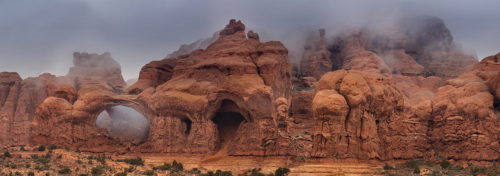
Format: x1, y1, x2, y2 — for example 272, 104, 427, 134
96, 105, 150, 143
211, 100, 247, 151
182, 118, 192, 135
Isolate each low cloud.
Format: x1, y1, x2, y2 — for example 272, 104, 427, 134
0, 0, 498, 79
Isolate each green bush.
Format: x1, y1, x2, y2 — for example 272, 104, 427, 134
125, 166, 135, 173
144, 170, 154, 175
413, 165, 420, 174
407, 160, 418, 169
49, 144, 57, 150
20, 146, 26, 151
189, 168, 202, 175
3, 151, 11, 158
38, 145, 46, 151
487, 167, 498, 176
95, 155, 106, 164
468, 164, 487, 176
440, 159, 450, 169
114, 172, 127, 176
171, 160, 183, 172
58, 167, 71, 174
122, 157, 144, 166
383, 163, 394, 170
78, 174, 88, 176
28, 172, 35, 176
91, 166, 105, 176
275, 167, 290, 176
241, 168, 265, 176
30, 154, 39, 159
215, 170, 233, 176
154, 163, 171, 170
14, 172, 22, 176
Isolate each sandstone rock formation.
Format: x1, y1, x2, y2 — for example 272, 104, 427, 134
0, 72, 60, 145
299, 16, 477, 80
32, 19, 293, 155
0, 18, 498, 163
125, 58, 177, 95
300, 29, 333, 80
427, 53, 500, 161
311, 70, 404, 159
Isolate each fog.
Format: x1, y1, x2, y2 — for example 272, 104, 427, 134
96, 105, 150, 143
0, 0, 499, 80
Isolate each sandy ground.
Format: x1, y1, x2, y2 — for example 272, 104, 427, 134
1, 146, 384, 175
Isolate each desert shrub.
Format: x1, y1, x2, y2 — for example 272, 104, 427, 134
28, 172, 35, 176
383, 163, 394, 170
115, 172, 127, 176
20, 146, 26, 151
91, 166, 106, 176
125, 166, 135, 172
171, 160, 184, 172
144, 170, 154, 175
26, 163, 31, 168
31, 154, 39, 159
275, 167, 290, 176
487, 167, 498, 176
14, 172, 22, 176
407, 160, 419, 169
95, 154, 106, 164
189, 168, 202, 175
37, 157, 50, 165
240, 168, 266, 176
35, 164, 51, 171
58, 167, 71, 174
38, 145, 46, 151
78, 174, 89, 176
3, 151, 11, 158
49, 144, 57, 150
213, 170, 232, 176
76, 159, 83, 164
440, 159, 450, 169
122, 157, 144, 166
154, 163, 171, 170
468, 164, 487, 176
413, 165, 421, 174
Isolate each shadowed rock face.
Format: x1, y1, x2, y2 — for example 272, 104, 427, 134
1, 18, 499, 162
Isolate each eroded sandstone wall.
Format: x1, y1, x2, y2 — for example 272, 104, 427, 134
0, 18, 498, 162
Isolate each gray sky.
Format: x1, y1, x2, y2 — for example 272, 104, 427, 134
0, 0, 499, 80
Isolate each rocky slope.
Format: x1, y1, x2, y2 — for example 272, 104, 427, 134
0, 18, 498, 163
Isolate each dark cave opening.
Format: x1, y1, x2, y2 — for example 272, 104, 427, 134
211, 100, 246, 151
494, 98, 499, 110
182, 118, 192, 135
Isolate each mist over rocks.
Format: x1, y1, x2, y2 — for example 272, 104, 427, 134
0, 18, 498, 163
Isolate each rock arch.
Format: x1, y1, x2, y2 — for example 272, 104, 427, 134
96, 105, 150, 144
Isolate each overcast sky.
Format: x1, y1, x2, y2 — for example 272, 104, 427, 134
0, 0, 499, 80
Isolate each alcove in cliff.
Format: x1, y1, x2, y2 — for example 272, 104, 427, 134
211, 100, 246, 151
96, 105, 150, 143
